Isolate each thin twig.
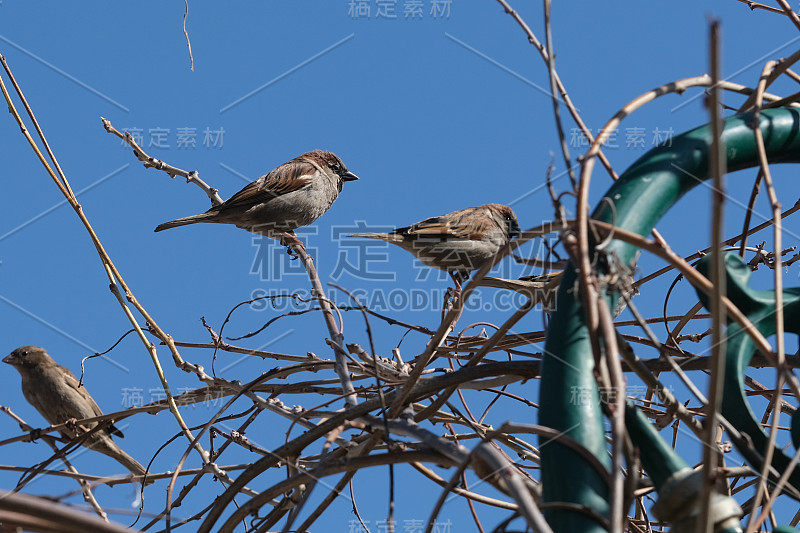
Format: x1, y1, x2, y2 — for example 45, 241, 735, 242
289, 243, 357, 407
183, 0, 194, 71
745, 58, 789, 533
543, 0, 576, 189
0, 54, 210, 473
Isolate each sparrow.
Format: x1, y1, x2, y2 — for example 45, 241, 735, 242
479, 272, 563, 310
350, 204, 521, 289
480, 270, 632, 316
155, 150, 359, 240
3, 346, 148, 480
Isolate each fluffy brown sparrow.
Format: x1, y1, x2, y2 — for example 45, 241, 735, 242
350, 204, 521, 289
155, 150, 358, 239
479, 272, 563, 310
480, 270, 633, 316
4, 346, 148, 479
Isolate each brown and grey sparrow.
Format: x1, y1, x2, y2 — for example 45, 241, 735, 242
350, 204, 521, 289
155, 150, 358, 240
4, 346, 148, 479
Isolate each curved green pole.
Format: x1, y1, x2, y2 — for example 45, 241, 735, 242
626, 398, 743, 531
694, 253, 800, 489
624, 400, 689, 488
540, 108, 800, 532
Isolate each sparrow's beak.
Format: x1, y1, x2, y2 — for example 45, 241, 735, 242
342, 171, 359, 181
509, 221, 521, 239
2, 354, 13, 365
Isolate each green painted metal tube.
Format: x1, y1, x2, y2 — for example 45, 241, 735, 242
624, 400, 688, 489
694, 253, 800, 490
540, 108, 800, 531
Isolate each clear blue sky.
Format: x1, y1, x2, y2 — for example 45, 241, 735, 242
2, 1, 800, 530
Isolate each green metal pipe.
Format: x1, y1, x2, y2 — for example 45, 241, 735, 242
624, 400, 688, 489
694, 252, 800, 490
540, 108, 800, 531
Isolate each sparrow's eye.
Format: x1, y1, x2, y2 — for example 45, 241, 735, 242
20, 350, 28, 357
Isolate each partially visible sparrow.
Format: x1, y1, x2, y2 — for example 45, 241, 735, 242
3, 346, 148, 480
480, 271, 632, 317
155, 150, 359, 240
479, 272, 563, 311
350, 204, 521, 289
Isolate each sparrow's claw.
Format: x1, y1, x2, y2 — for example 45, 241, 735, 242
449, 272, 465, 294
279, 231, 303, 246
441, 273, 467, 319
442, 286, 460, 318
65, 417, 79, 433
280, 232, 304, 259
442, 290, 452, 311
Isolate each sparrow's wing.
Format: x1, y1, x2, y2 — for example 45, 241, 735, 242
401, 208, 489, 240
216, 159, 316, 211
58, 363, 125, 438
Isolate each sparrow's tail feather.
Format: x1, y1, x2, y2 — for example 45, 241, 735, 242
348, 232, 403, 243
155, 212, 217, 232
90, 434, 152, 483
